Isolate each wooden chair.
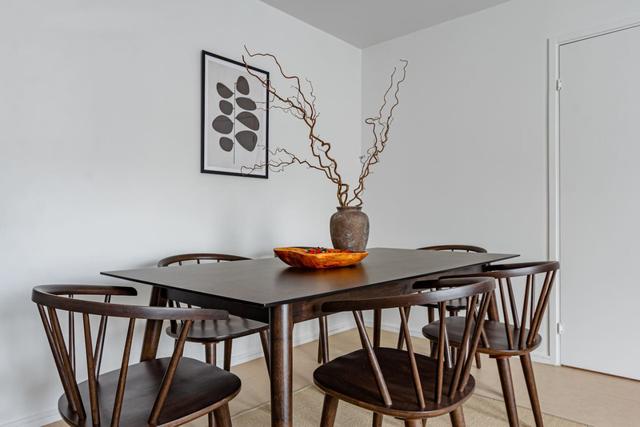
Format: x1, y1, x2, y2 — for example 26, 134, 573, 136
32, 284, 240, 427
314, 277, 495, 427
397, 244, 487, 368
421, 261, 559, 427
158, 254, 270, 400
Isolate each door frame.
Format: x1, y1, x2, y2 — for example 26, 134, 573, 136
547, 18, 640, 366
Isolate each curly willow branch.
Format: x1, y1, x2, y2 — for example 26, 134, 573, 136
347, 59, 408, 207
241, 46, 350, 206
239, 47, 407, 207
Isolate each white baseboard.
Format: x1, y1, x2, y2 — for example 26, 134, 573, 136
3, 317, 355, 427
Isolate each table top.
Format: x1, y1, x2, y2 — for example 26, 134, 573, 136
102, 248, 517, 308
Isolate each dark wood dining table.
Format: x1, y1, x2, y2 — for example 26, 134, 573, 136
102, 247, 516, 427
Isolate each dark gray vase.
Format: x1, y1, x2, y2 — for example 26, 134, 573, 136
330, 206, 369, 251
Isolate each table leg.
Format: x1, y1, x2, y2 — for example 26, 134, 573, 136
373, 309, 382, 347
270, 304, 293, 427
140, 286, 167, 362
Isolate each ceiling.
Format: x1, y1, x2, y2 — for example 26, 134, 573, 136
260, 0, 511, 48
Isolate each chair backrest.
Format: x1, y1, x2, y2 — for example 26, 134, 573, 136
443, 261, 559, 352
32, 285, 227, 426
157, 253, 249, 323
418, 244, 487, 253
322, 277, 495, 408
157, 253, 250, 267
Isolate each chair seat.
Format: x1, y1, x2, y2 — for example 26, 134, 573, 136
166, 315, 268, 343
313, 348, 475, 418
422, 317, 542, 356
58, 357, 241, 427
423, 297, 467, 311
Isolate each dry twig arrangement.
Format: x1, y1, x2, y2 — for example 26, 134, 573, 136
241, 47, 407, 207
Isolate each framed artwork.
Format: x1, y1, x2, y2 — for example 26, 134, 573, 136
201, 50, 269, 178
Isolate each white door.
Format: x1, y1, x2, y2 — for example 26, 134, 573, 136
559, 24, 640, 380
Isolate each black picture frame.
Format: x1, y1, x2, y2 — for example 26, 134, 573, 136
201, 50, 269, 178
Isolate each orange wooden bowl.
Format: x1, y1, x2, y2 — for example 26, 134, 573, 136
274, 247, 368, 269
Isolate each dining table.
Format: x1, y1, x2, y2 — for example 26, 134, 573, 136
102, 247, 516, 427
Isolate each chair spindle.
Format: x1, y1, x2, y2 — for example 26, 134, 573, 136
519, 275, 531, 350
38, 305, 85, 418
448, 295, 478, 398
94, 294, 111, 378
111, 318, 135, 427
435, 302, 446, 404
82, 313, 100, 426
352, 310, 392, 407
148, 320, 193, 425
458, 292, 492, 392
497, 279, 514, 349
49, 306, 86, 419
505, 278, 519, 330
68, 295, 75, 377
399, 306, 425, 409
527, 270, 556, 347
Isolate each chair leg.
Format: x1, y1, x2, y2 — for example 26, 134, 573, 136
520, 353, 543, 427
318, 316, 329, 364
317, 317, 326, 363
204, 342, 217, 366
213, 403, 232, 427
223, 338, 232, 371
317, 318, 323, 363
259, 330, 271, 376
320, 394, 339, 427
372, 412, 383, 427
496, 357, 520, 427
322, 316, 330, 363
404, 419, 422, 426
450, 407, 465, 427
204, 342, 217, 427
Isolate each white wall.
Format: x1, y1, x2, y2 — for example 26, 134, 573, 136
0, 1, 361, 424
360, 0, 640, 362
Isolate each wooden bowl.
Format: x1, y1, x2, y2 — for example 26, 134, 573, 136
273, 247, 368, 269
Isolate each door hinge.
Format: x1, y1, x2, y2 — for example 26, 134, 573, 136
556, 79, 563, 91
557, 322, 564, 334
